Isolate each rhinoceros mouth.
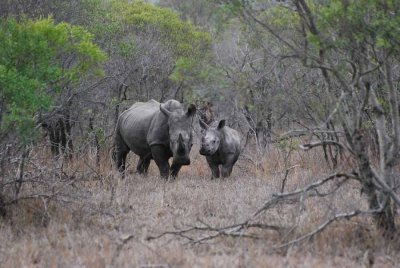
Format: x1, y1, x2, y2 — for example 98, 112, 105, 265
173, 157, 191, 166
199, 148, 212, 156
173, 150, 191, 165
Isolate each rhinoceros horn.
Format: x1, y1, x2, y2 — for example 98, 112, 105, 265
177, 133, 185, 154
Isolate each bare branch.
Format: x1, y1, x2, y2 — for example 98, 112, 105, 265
299, 140, 352, 154
371, 167, 400, 207
240, 8, 300, 56
279, 129, 345, 140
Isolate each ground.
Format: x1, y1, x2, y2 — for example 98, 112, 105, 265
0, 145, 399, 267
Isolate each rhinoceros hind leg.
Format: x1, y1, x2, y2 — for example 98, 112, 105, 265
150, 145, 170, 179
114, 132, 129, 175
137, 153, 152, 175
116, 150, 128, 175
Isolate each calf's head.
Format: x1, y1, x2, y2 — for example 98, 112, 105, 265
160, 103, 196, 165
199, 119, 225, 156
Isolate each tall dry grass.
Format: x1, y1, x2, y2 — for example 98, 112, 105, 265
0, 143, 399, 267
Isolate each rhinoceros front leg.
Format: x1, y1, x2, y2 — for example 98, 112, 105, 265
170, 163, 182, 179
221, 164, 233, 178
150, 145, 170, 179
206, 157, 220, 179
137, 153, 152, 175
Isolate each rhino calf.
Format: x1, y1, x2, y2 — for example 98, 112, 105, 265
199, 119, 241, 178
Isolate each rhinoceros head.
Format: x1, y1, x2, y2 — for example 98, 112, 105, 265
199, 119, 225, 156
160, 103, 196, 166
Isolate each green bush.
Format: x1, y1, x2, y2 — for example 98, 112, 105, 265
0, 17, 105, 142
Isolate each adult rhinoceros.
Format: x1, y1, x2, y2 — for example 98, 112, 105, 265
199, 119, 241, 178
114, 99, 196, 179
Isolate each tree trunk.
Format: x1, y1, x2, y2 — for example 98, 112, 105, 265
42, 112, 73, 159
89, 116, 101, 167
114, 83, 126, 128
353, 129, 396, 236
64, 110, 73, 159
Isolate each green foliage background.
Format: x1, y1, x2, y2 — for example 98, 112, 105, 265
0, 17, 105, 142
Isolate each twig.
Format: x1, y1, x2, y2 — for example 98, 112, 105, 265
280, 165, 301, 193
111, 234, 135, 266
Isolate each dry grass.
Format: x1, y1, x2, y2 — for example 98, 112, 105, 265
0, 144, 399, 267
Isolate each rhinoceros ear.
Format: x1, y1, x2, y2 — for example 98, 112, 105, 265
160, 104, 172, 117
199, 119, 209, 130
217, 119, 226, 129
187, 104, 196, 117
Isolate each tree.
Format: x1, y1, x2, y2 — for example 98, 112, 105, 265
207, 0, 400, 236
0, 17, 105, 214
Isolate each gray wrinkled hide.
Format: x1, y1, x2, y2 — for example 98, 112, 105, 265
114, 99, 194, 179
199, 120, 241, 178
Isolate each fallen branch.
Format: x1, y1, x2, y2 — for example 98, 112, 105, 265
253, 172, 358, 218
146, 220, 283, 245
273, 208, 383, 249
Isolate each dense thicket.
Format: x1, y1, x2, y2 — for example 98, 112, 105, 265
1, 0, 399, 238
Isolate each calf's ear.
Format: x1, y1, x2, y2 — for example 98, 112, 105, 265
187, 104, 196, 117
218, 119, 226, 129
